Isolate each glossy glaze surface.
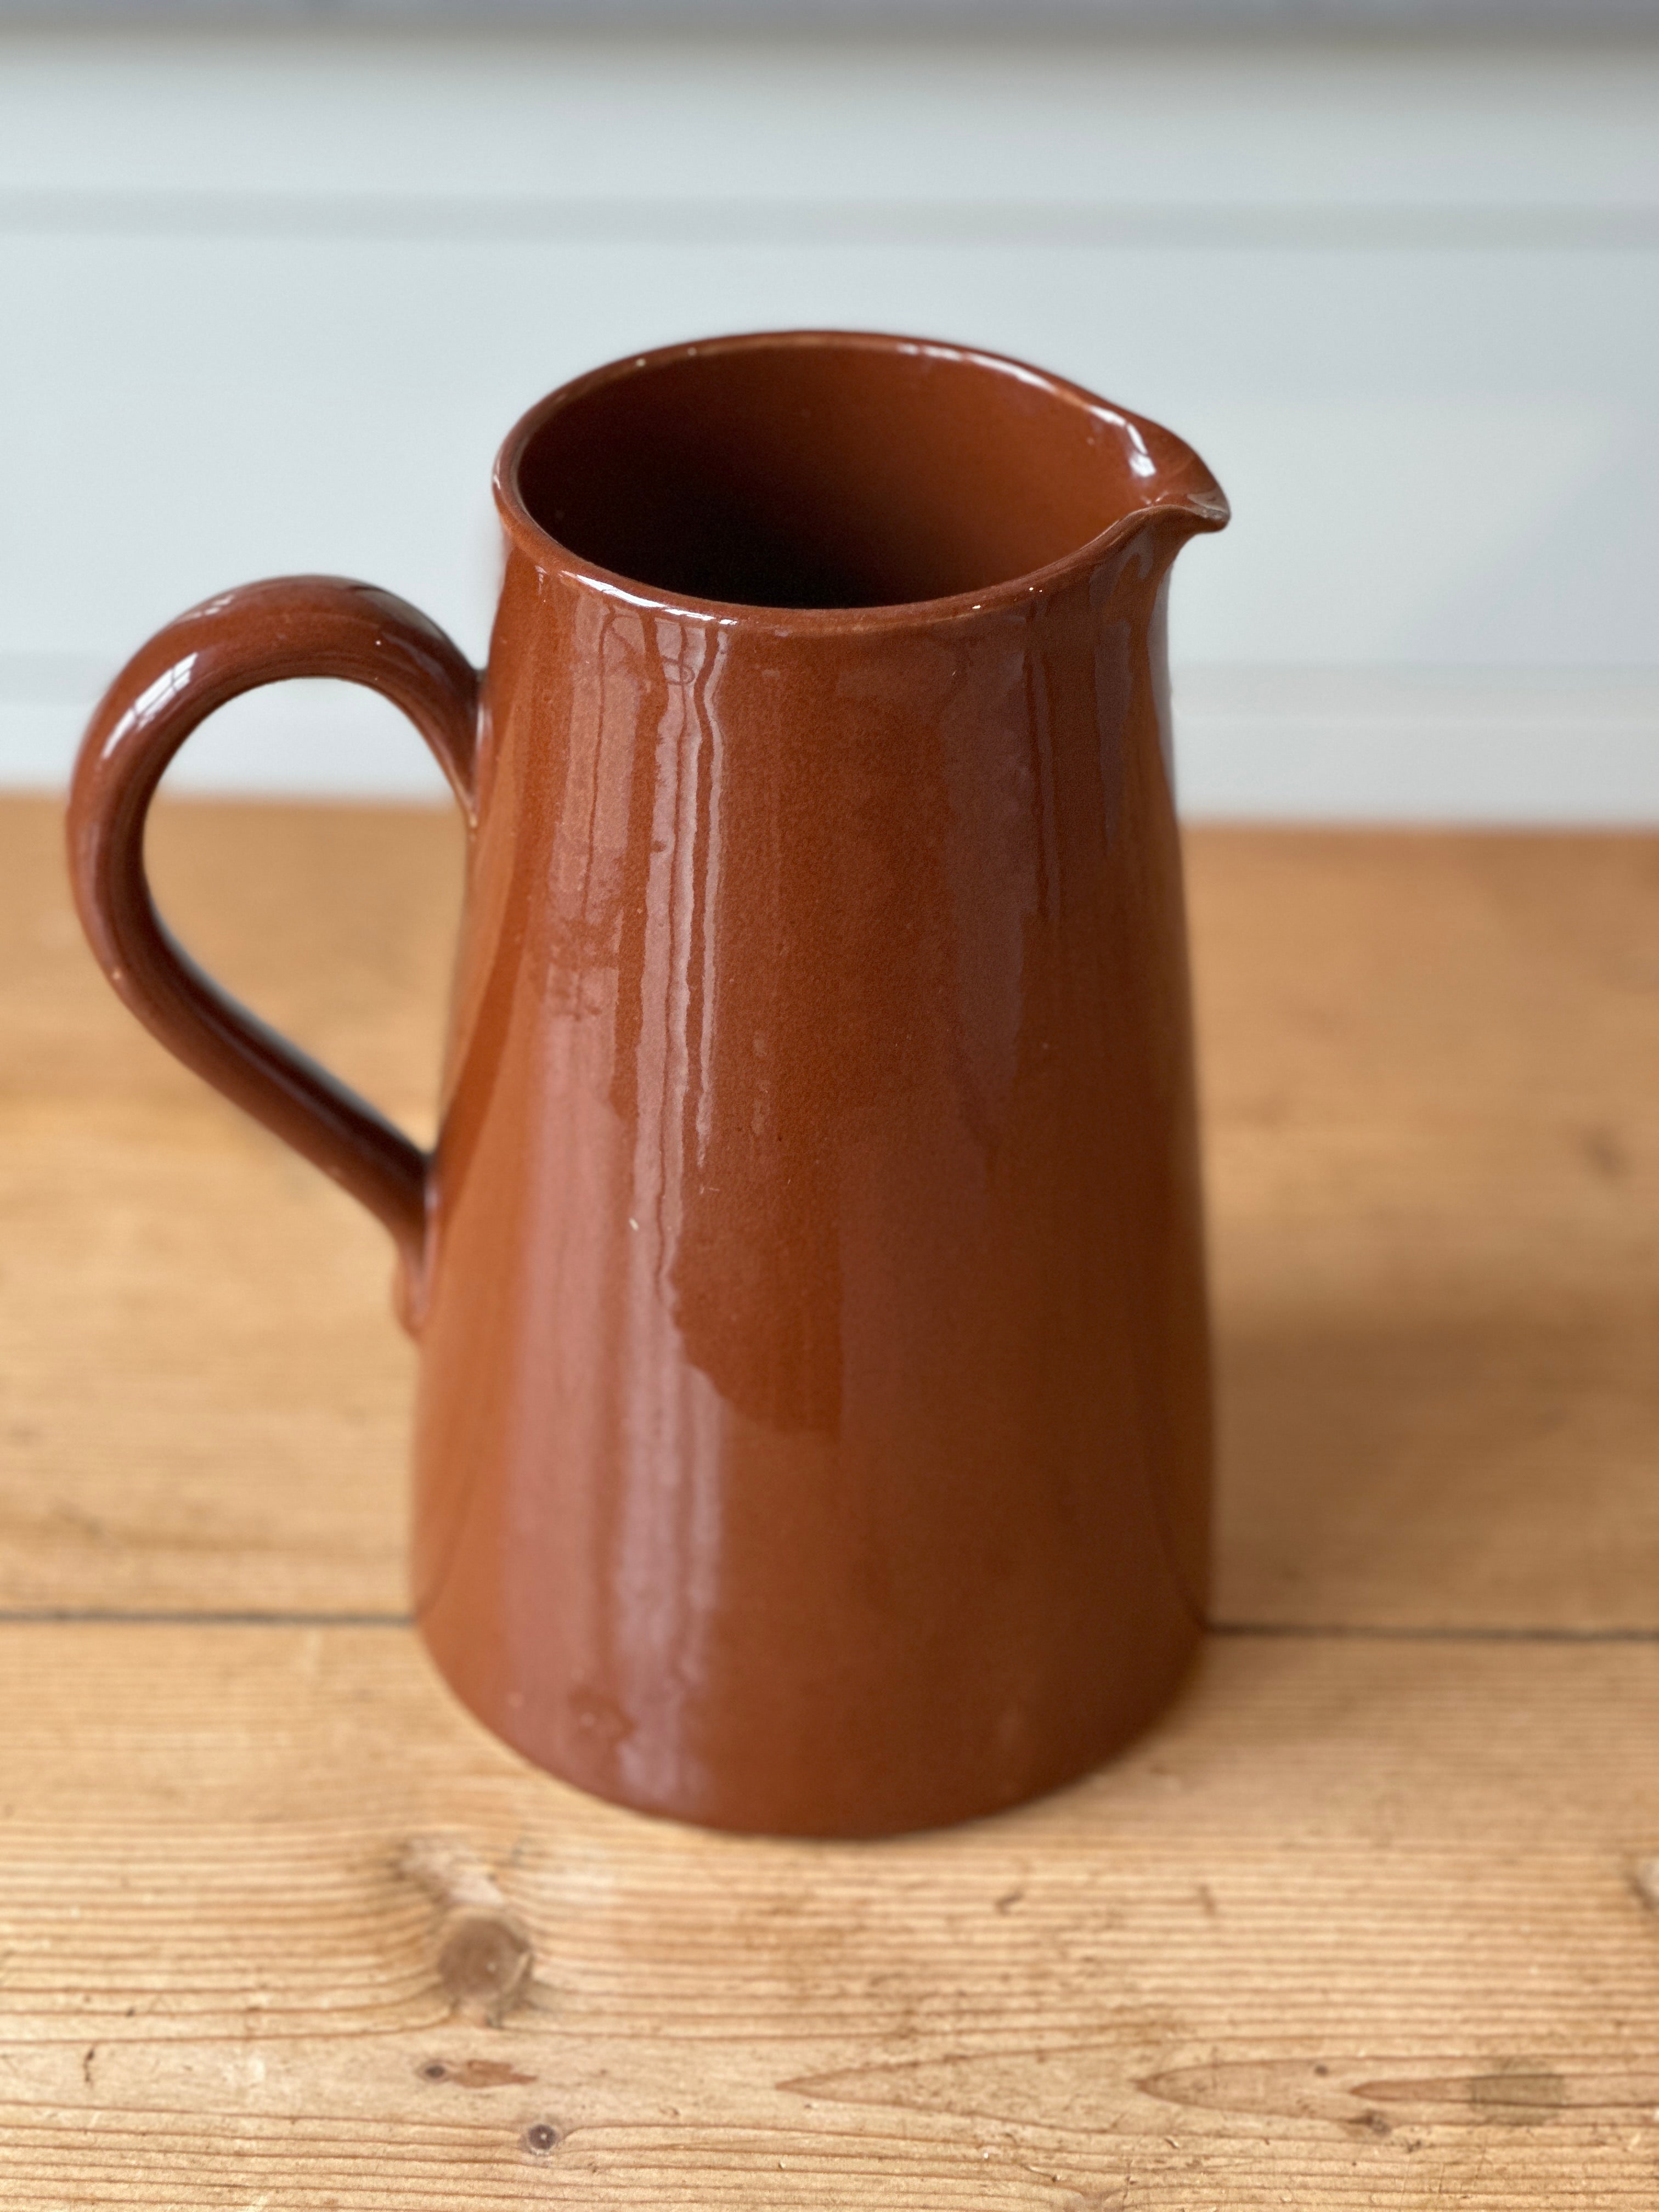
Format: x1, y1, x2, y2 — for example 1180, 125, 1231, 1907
69, 331, 1227, 1836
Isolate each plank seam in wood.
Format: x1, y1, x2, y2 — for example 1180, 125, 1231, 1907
3, 1610, 1656, 1645
1211, 1619, 1659, 1644
0, 1607, 414, 1627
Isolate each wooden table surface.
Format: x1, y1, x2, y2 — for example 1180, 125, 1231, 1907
1, 795, 1656, 2208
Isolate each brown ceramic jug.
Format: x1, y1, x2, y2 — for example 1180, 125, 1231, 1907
68, 330, 1228, 1837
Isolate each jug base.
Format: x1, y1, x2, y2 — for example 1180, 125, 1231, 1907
414, 1608, 1205, 1841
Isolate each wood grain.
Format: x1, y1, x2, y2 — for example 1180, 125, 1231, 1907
1, 797, 1654, 1627
2, 1621, 1658, 2205
0, 796, 460, 1616
3, 797, 1659, 2205
1194, 830, 1659, 1630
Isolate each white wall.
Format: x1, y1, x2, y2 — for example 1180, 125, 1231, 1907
3, 30, 1657, 817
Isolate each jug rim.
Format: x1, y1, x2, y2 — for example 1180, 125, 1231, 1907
493, 328, 1228, 633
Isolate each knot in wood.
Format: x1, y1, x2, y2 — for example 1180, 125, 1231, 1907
437, 1908, 534, 2024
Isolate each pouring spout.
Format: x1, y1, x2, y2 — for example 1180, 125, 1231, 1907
1097, 403, 1229, 552
1154, 477, 1231, 536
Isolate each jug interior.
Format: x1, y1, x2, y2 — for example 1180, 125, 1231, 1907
511, 338, 1177, 611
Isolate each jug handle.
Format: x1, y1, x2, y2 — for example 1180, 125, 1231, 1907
66, 576, 478, 1311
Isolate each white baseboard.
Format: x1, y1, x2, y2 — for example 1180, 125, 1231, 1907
1172, 667, 1659, 822
9, 665, 1656, 821
0, 680, 453, 800
3, 31, 1656, 830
